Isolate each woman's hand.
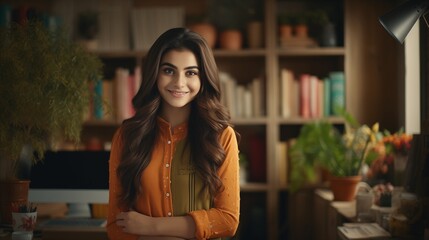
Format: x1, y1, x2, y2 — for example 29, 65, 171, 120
115, 211, 196, 239
116, 210, 154, 235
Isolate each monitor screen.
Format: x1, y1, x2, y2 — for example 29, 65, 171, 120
28, 150, 110, 204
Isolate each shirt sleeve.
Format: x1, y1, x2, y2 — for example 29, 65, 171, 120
106, 128, 139, 240
188, 126, 240, 240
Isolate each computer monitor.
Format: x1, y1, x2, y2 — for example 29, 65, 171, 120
28, 150, 110, 217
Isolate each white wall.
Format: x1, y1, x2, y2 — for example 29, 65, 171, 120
405, 19, 421, 134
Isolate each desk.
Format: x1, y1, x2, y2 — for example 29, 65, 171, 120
313, 188, 356, 240
39, 227, 107, 240
0, 224, 107, 240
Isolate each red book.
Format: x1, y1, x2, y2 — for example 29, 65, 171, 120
248, 135, 266, 182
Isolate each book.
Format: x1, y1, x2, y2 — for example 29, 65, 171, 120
251, 77, 263, 117
248, 135, 266, 182
93, 78, 103, 119
219, 72, 237, 118
323, 77, 331, 117
309, 75, 319, 118
299, 74, 311, 118
337, 223, 391, 240
277, 141, 288, 186
290, 77, 300, 117
329, 71, 345, 115
317, 78, 325, 119
280, 69, 293, 118
102, 80, 114, 121
114, 68, 131, 122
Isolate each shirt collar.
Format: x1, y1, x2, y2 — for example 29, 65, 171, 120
157, 116, 188, 140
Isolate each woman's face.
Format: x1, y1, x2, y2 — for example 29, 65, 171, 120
157, 49, 201, 110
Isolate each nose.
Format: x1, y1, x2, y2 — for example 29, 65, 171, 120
173, 73, 186, 87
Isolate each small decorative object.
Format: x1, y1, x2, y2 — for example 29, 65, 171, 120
293, 16, 308, 38
278, 13, 317, 48
278, 13, 293, 40
355, 182, 374, 222
11, 202, 37, 232
373, 183, 394, 207
247, 20, 263, 49
219, 29, 242, 50
189, 21, 217, 49
307, 9, 337, 47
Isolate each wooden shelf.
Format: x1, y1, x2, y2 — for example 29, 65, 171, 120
277, 47, 345, 56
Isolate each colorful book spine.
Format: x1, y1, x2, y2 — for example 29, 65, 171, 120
329, 71, 345, 115
299, 74, 311, 118
323, 77, 331, 117
93, 78, 104, 119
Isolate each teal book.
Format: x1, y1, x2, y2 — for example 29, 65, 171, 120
94, 78, 104, 119
323, 77, 331, 117
329, 71, 345, 116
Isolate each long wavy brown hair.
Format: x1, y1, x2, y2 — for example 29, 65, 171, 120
117, 28, 238, 208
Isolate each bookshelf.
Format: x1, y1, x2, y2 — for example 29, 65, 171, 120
1, 0, 403, 239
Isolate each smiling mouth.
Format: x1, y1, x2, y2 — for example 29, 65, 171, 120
168, 90, 188, 97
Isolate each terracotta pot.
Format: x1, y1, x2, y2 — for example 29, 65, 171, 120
328, 175, 362, 201
279, 24, 293, 40
219, 30, 242, 50
0, 180, 30, 224
294, 24, 308, 38
189, 23, 217, 49
247, 21, 263, 49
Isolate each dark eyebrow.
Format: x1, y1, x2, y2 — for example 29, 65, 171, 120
160, 62, 199, 70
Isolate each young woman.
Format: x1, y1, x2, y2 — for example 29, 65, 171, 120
107, 28, 240, 240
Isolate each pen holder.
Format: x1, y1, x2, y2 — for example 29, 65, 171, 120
12, 211, 37, 232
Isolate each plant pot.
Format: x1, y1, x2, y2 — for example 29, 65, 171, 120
279, 24, 293, 40
189, 23, 217, 49
328, 175, 362, 201
247, 21, 263, 49
0, 180, 30, 224
219, 30, 242, 50
294, 24, 308, 38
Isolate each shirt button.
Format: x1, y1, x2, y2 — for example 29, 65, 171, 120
166, 192, 170, 197
166, 163, 170, 168
168, 212, 172, 216
167, 140, 171, 144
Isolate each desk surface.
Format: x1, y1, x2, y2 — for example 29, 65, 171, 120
0, 221, 108, 240
315, 188, 356, 221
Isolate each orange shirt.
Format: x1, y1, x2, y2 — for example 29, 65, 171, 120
107, 118, 240, 240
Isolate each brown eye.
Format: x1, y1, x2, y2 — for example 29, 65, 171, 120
162, 67, 174, 75
186, 70, 198, 77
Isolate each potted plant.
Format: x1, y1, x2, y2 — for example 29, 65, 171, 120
307, 9, 337, 47
278, 13, 293, 40
291, 14, 308, 38
187, 14, 217, 49
0, 20, 102, 224
289, 109, 381, 201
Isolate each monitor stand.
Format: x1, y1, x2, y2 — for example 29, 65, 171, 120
66, 203, 91, 218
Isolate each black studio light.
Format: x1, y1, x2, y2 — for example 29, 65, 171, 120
379, 0, 429, 44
